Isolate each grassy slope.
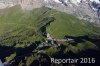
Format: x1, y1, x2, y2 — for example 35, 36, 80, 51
0, 6, 99, 47
46, 11, 100, 38
0, 6, 49, 47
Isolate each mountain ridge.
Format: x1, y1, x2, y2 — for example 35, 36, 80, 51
0, 4, 100, 66
0, 0, 100, 25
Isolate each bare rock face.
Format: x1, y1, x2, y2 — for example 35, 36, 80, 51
45, 0, 100, 24
0, 0, 100, 25
0, 0, 46, 10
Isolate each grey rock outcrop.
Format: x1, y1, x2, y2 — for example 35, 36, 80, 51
45, 0, 100, 25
